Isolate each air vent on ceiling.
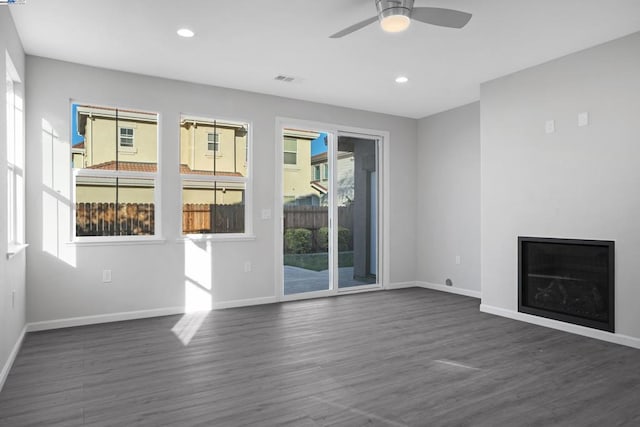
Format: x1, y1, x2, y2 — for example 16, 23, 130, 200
274, 75, 296, 83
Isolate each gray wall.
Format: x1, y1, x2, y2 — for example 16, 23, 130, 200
480, 32, 640, 339
0, 7, 26, 387
416, 102, 481, 293
25, 56, 417, 323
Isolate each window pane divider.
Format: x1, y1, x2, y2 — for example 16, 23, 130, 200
179, 173, 247, 183
74, 168, 157, 180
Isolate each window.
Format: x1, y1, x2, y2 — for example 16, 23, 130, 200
322, 164, 328, 180
6, 55, 25, 249
180, 116, 250, 235
312, 165, 321, 181
207, 132, 219, 152
119, 127, 134, 148
72, 104, 158, 238
283, 137, 297, 165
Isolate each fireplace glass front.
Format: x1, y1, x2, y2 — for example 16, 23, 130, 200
518, 237, 614, 332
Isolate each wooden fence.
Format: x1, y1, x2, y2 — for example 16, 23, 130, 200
76, 203, 349, 237
183, 204, 244, 234
283, 205, 353, 233
76, 202, 154, 236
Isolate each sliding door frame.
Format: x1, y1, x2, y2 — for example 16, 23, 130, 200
274, 117, 390, 302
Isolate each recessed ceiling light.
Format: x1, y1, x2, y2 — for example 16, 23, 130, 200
395, 76, 409, 84
177, 28, 195, 38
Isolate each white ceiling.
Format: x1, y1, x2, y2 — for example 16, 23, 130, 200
9, 0, 640, 119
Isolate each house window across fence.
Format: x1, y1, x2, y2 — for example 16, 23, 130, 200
72, 104, 159, 238
180, 116, 250, 235
119, 127, 134, 148
283, 137, 297, 165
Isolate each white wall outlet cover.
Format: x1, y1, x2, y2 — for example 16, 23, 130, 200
261, 209, 271, 220
102, 269, 112, 283
578, 112, 589, 127
545, 120, 555, 134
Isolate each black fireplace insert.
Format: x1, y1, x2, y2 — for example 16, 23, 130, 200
518, 237, 614, 332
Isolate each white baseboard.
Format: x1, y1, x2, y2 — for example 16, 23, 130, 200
480, 304, 640, 350
416, 281, 481, 299
385, 281, 417, 290
24, 297, 278, 333
0, 324, 27, 392
26, 307, 185, 332
213, 296, 277, 310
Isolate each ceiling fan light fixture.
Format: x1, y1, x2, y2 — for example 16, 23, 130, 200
380, 14, 411, 33
376, 0, 413, 33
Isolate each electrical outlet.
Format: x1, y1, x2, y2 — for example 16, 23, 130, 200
455, 255, 461, 265
545, 120, 555, 134
102, 269, 112, 283
261, 209, 271, 220
244, 261, 252, 273
578, 112, 589, 127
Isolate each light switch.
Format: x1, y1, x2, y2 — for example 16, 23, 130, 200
578, 112, 589, 127
545, 120, 555, 134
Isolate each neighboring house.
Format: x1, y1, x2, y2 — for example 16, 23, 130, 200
179, 117, 247, 206
282, 130, 358, 207
73, 106, 248, 206
282, 129, 320, 205
71, 141, 85, 168
310, 151, 355, 207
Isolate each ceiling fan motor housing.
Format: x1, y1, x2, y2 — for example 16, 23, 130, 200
376, 0, 414, 20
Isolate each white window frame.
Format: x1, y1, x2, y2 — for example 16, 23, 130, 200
72, 103, 161, 243
6, 52, 26, 257
283, 137, 297, 166
312, 164, 321, 181
119, 126, 134, 148
207, 132, 220, 152
180, 114, 253, 241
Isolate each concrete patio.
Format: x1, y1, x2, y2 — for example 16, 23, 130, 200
283, 266, 376, 295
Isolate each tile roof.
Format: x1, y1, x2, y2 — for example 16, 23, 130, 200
87, 161, 243, 176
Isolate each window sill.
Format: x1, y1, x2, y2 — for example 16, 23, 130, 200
7, 243, 29, 260
178, 234, 256, 243
118, 147, 137, 154
68, 237, 166, 247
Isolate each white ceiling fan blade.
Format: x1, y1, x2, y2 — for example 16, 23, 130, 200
330, 16, 378, 38
411, 7, 472, 29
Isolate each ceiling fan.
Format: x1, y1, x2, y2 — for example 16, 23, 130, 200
330, 0, 472, 38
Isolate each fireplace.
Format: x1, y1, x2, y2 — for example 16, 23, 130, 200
518, 237, 614, 332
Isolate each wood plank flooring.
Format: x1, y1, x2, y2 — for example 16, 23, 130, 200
1, 288, 639, 426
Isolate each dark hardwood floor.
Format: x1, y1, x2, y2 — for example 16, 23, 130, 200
1, 288, 639, 426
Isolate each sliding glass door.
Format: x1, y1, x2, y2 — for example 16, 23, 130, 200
281, 126, 380, 298
336, 133, 378, 288
282, 129, 331, 296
